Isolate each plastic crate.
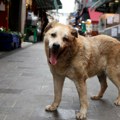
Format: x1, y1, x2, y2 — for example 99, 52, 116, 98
0, 32, 21, 51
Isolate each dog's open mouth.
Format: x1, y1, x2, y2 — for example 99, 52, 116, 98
49, 48, 59, 65
49, 47, 65, 65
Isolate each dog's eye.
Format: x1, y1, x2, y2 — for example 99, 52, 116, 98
63, 37, 69, 42
51, 33, 56, 37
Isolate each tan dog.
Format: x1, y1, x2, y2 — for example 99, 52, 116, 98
44, 21, 120, 120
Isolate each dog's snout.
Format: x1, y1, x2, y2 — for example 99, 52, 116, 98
52, 43, 60, 50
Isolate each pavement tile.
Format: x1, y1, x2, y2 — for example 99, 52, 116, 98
0, 114, 7, 120
31, 107, 76, 120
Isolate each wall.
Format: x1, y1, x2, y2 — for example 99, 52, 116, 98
20, 0, 26, 33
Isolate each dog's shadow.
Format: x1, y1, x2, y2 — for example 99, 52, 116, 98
52, 110, 60, 117
50, 110, 65, 119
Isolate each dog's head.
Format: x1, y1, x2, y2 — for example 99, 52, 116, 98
44, 21, 78, 65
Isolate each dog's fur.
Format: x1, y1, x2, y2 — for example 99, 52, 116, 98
44, 21, 120, 119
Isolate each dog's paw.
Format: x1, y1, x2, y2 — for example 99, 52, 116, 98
45, 104, 57, 111
76, 112, 87, 120
114, 98, 120, 106
91, 95, 102, 100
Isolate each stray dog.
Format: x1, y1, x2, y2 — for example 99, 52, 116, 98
44, 21, 120, 119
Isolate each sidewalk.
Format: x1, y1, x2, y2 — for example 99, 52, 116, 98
0, 42, 33, 57
0, 42, 120, 120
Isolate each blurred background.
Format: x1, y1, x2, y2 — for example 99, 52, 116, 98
0, 0, 120, 50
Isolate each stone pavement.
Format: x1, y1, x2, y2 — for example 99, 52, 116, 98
0, 42, 120, 120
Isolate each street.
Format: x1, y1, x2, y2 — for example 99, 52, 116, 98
0, 42, 120, 120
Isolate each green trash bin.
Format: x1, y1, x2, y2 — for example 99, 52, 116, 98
81, 21, 86, 35
24, 25, 37, 43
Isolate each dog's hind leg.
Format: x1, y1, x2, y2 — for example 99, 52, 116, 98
91, 72, 108, 100
110, 78, 120, 106
45, 74, 65, 111
106, 66, 120, 106
114, 83, 120, 106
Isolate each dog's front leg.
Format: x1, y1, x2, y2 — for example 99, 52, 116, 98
45, 74, 65, 111
74, 79, 88, 120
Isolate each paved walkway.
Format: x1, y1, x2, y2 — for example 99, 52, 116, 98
0, 42, 120, 120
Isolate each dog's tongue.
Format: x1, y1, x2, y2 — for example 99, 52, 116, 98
49, 54, 57, 65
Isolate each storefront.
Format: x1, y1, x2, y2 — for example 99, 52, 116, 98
24, 0, 62, 42
0, 0, 26, 33
88, 8, 103, 36
91, 0, 120, 39
0, 0, 26, 50
0, 0, 9, 29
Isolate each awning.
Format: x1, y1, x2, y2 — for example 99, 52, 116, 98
90, 0, 112, 10
90, 0, 120, 13
35, 0, 62, 10
88, 8, 103, 22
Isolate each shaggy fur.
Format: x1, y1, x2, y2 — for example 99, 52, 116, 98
44, 21, 120, 120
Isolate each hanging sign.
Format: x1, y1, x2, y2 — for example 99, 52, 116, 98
111, 28, 117, 37
114, 14, 120, 23
118, 25, 120, 34
0, 2, 5, 11
107, 16, 113, 24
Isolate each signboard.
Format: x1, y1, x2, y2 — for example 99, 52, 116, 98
111, 28, 117, 37
0, 2, 5, 11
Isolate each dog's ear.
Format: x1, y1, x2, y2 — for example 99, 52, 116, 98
71, 28, 78, 38
44, 21, 57, 33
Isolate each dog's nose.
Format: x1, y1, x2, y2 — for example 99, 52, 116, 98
52, 43, 60, 50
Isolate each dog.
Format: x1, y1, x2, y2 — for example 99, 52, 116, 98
43, 21, 120, 120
